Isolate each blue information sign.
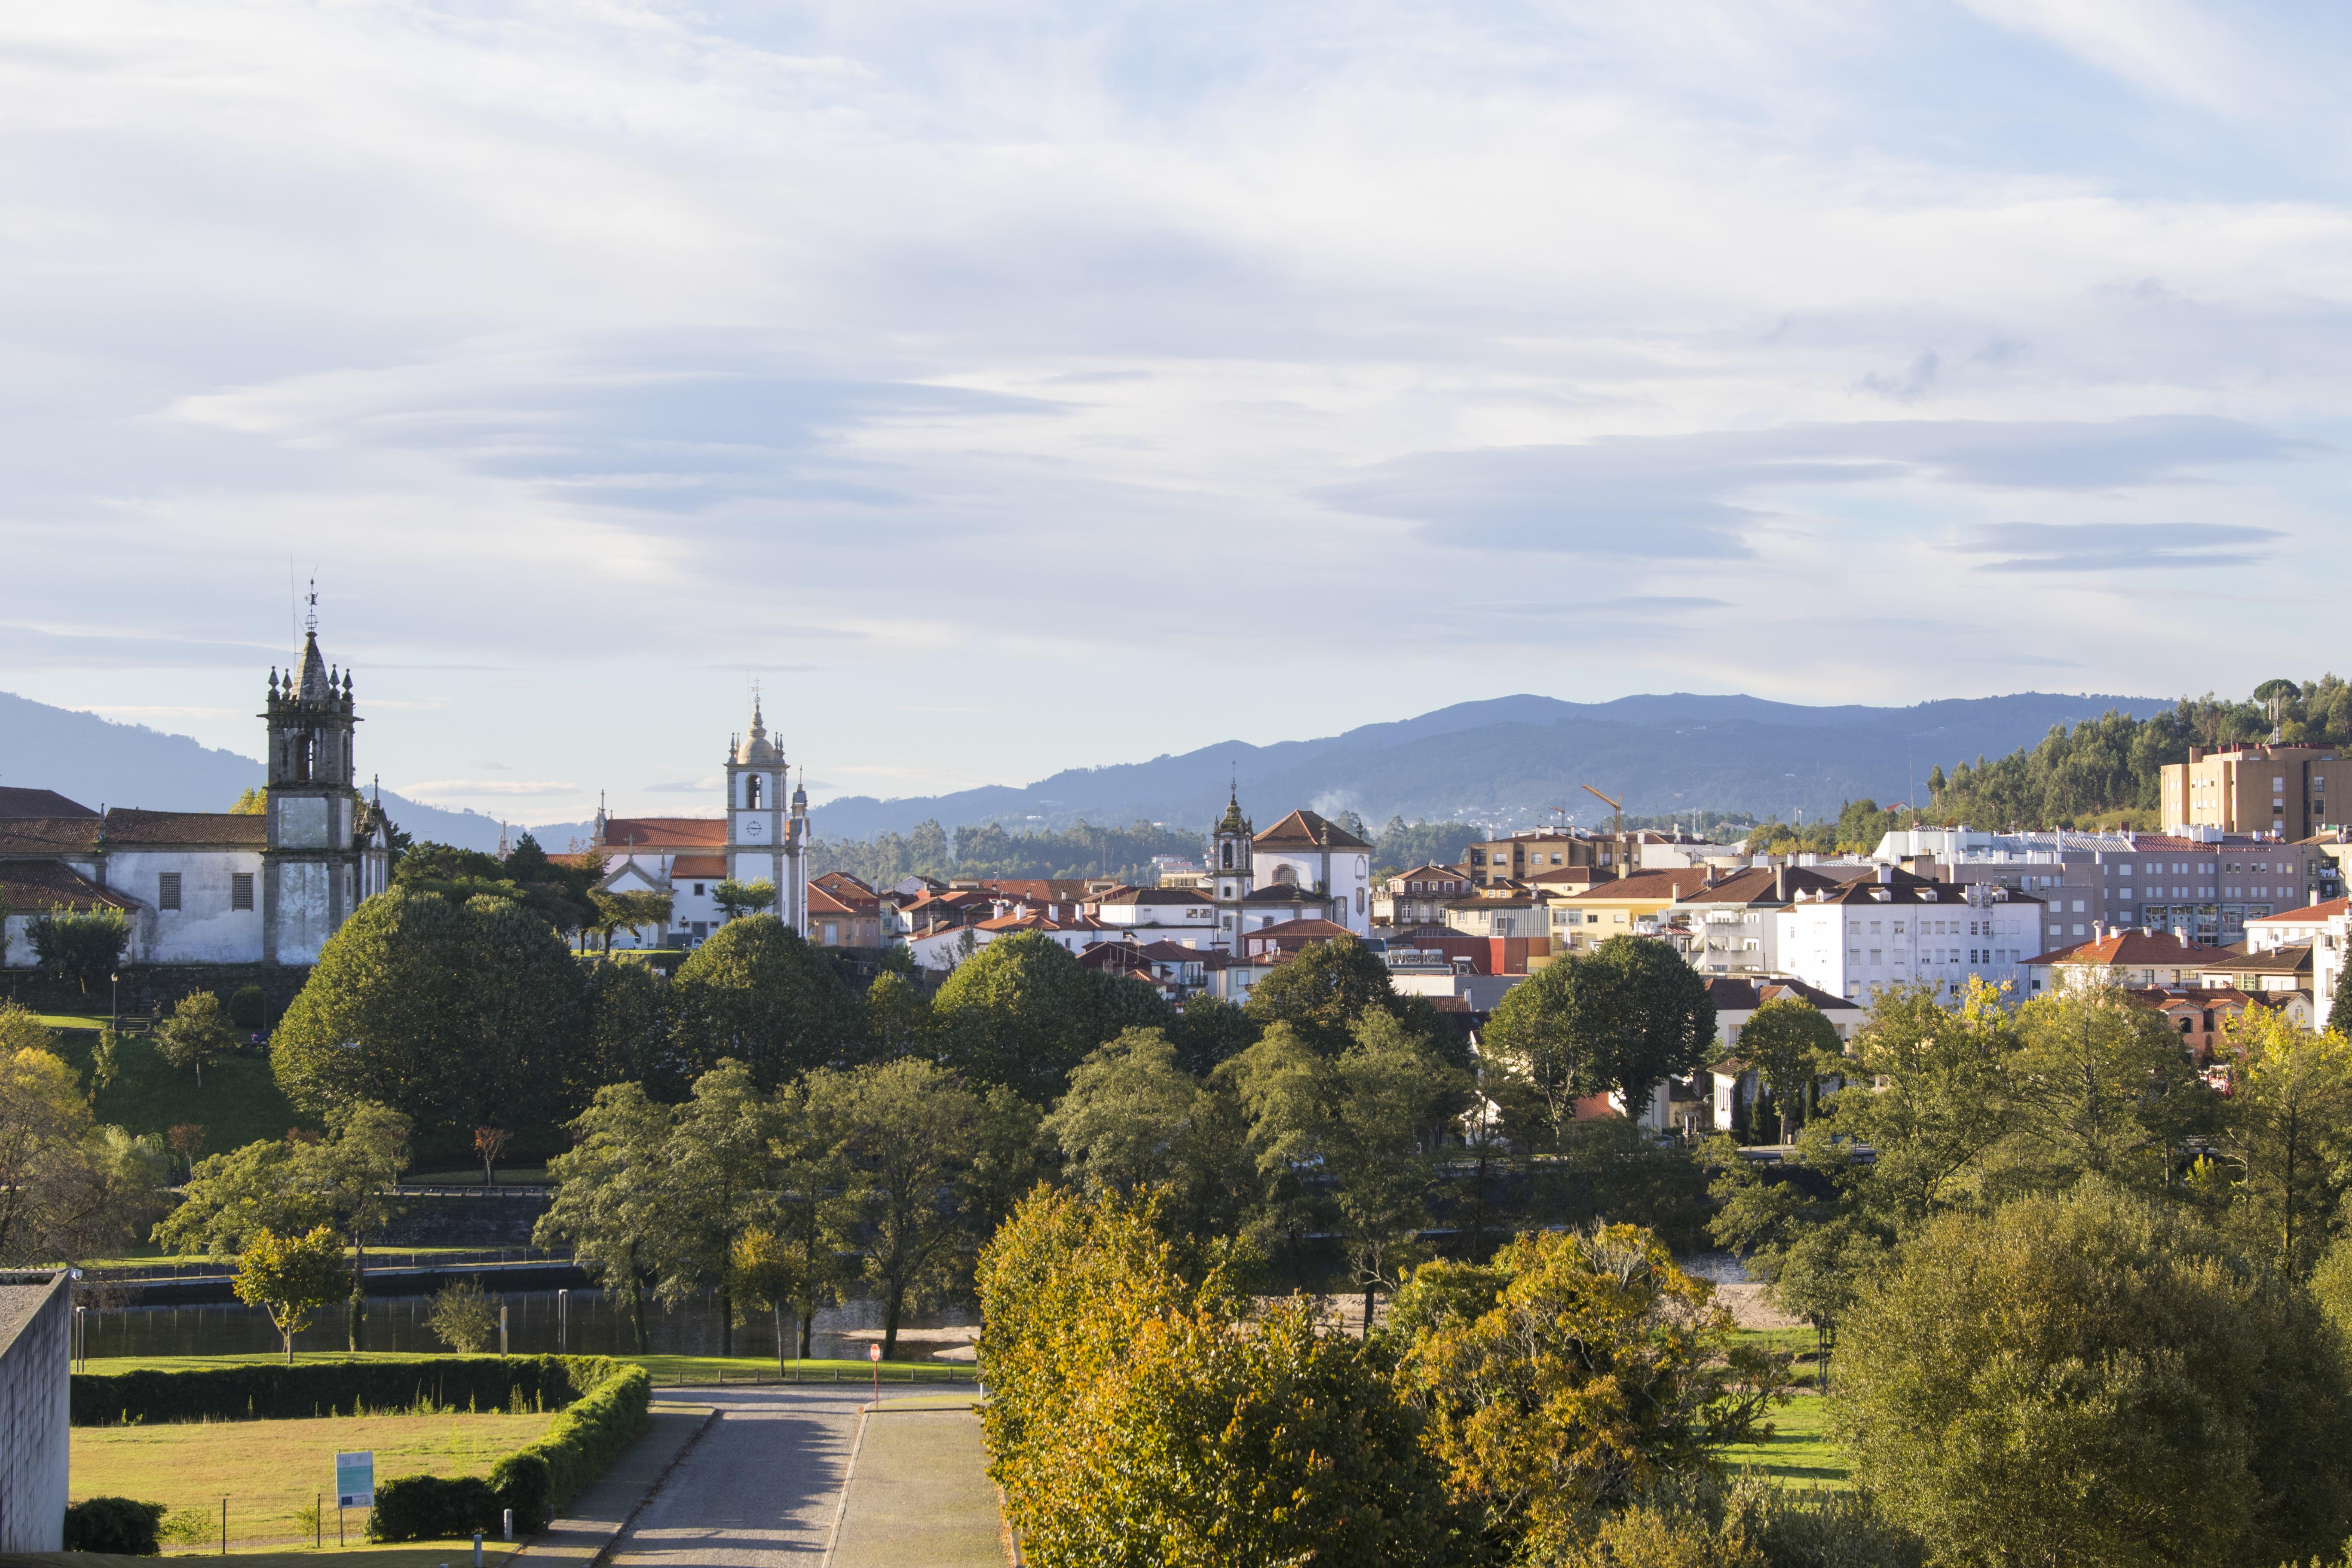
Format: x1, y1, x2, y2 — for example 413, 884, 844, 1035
335, 1452, 374, 1510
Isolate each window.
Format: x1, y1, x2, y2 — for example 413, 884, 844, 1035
158, 872, 181, 911
694, 882, 705, 895
231, 873, 254, 911
1848, 948, 1862, 963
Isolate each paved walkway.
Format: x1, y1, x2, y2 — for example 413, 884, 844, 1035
828, 1396, 1004, 1568
512, 1400, 718, 1568
607, 1386, 869, 1567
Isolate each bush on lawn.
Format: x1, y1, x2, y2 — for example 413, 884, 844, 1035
64, 1496, 166, 1554
368, 1475, 501, 1542
487, 1360, 652, 1532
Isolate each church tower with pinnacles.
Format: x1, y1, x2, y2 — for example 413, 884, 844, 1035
725, 692, 810, 937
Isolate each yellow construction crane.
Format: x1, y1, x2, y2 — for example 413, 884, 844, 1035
1581, 784, 1623, 875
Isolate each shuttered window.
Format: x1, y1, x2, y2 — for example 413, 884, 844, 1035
158, 872, 181, 911
231, 873, 254, 911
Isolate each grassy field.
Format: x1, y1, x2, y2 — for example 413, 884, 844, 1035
401, 1168, 554, 1188
73, 1410, 557, 1550
1720, 1393, 1850, 1491
42, 1026, 299, 1153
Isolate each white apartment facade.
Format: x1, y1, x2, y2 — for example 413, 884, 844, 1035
1776, 866, 2043, 1003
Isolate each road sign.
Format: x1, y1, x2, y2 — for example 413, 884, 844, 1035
868, 1343, 880, 1363
335, 1452, 374, 1510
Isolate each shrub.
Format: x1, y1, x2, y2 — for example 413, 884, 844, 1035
426, 1278, 499, 1353
368, 1476, 500, 1543
486, 1362, 651, 1532
228, 984, 268, 1031
64, 1496, 166, 1554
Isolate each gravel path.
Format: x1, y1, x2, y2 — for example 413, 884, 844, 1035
608, 1385, 867, 1567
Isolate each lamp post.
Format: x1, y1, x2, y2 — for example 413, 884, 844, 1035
110, 971, 119, 1029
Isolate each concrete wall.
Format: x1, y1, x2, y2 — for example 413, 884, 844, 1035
0, 1271, 70, 1553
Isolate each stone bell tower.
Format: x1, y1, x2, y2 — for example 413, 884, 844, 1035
723, 691, 808, 936
261, 587, 374, 962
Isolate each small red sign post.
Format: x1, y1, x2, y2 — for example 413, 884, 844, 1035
869, 1341, 881, 1401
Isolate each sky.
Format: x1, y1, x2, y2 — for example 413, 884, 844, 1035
6, 0, 2352, 825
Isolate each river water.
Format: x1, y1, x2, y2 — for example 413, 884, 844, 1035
74, 1286, 972, 1363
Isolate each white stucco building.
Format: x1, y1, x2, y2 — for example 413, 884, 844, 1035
589, 695, 811, 947
1775, 865, 2043, 1004
0, 616, 390, 968
1201, 791, 1370, 953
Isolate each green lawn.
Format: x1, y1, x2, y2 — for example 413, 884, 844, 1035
73, 1246, 538, 1272
401, 1167, 554, 1188
1720, 1393, 1850, 1490
74, 1408, 556, 1548
43, 1027, 299, 1153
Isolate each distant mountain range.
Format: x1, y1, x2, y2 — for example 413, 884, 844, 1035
2, 687, 2178, 855
805, 692, 2180, 841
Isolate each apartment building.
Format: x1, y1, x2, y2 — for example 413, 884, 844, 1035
2161, 743, 2352, 840
1375, 864, 1475, 926
1874, 825, 2324, 947
1467, 830, 1595, 888
1776, 866, 2043, 1002
1550, 868, 1713, 952
1669, 864, 1850, 977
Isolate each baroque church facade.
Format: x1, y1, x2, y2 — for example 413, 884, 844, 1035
588, 696, 812, 947
0, 616, 392, 968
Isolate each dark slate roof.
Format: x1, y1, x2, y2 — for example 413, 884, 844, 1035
0, 818, 104, 855
99, 809, 269, 848
0, 787, 97, 819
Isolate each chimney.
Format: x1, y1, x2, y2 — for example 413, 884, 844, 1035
1774, 863, 1787, 901
2092, 921, 2106, 942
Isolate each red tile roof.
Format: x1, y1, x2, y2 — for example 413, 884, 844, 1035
2025, 929, 2232, 968
0, 860, 141, 912
100, 810, 269, 848
601, 817, 727, 848
1253, 809, 1371, 851
670, 855, 726, 878
1562, 868, 1713, 901
2247, 897, 2349, 925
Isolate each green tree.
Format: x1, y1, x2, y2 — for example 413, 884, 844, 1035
534, 1082, 672, 1353
1166, 992, 1259, 1076
588, 889, 674, 951
647, 1060, 778, 1357
233, 1224, 351, 1363
859, 970, 934, 1063
1390, 1225, 1789, 1560
582, 959, 677, 1100
2331, 976, 2352, 1040
1822, 979, 2017, 1226
309, 1101, 412, 1350
768, 1078, 854, 1361
729, 1225, 804, 1375
671, 916, 861, 1090
230, 786, 267, 814
1835, 1182, 2352, 1568
1484, 935, 1716, 1138
152, 1136, 331, 1257
153, 990, 235, 1089
1241, 933, 1434, 1059
0, 1003, 55, 1057
933, 931, 1111, 1100
2213, 1007, 2352, 1276
27, 906, 129, 995
1994, 983, 2211, 1196
711, 879, 778, 921
1225, 1015, 1468, 1324
273, 888, 586, 1158
1734, 996, 1841, 1144
806, 1057, 1039, 1359
1045, 1027, 1251, 1243
0, 1047, 166, 1267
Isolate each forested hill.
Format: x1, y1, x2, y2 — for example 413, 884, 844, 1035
1927, 677, 2352, 830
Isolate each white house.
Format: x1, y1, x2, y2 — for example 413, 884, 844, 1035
1087, 886, 1221, 943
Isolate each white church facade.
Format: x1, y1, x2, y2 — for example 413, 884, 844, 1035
0, 616, 392, 968
588, 696, 812, 947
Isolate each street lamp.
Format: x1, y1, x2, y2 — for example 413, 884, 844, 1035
110, 971, 119, 1029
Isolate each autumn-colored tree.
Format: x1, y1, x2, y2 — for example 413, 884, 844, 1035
1390, 1225, 1789, 1560
233, 1224, 350, 1363
472, 1125, 512, 1188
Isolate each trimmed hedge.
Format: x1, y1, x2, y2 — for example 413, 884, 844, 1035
368, 1475, 501, 1542
360, 1359, 649, 1540
64, 1496, 165, 1554
70, 1355, 607, 1427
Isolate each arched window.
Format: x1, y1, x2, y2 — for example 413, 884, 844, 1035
1272, 864, 1297, 886
1221, 842, 1234, 869
747, 775, 763, 809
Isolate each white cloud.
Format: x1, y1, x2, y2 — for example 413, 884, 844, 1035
5, 1, 2352, 811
